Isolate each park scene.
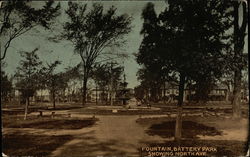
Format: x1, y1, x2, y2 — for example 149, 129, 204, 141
1, 0, 249, 157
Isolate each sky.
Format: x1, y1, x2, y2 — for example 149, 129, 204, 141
2, 0, 248, 89
2, 1, 167, 88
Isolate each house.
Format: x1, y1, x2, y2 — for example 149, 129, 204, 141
158, 82, 232, 102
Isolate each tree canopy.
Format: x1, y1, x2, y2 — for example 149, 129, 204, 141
1, 67, 12, 102
137, 0, 233, 140
0, 0, 60, 60
15, 48, 43, 99
62, 2, 132, 105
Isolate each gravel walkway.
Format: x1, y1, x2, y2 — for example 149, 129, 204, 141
50, 115, 165, 157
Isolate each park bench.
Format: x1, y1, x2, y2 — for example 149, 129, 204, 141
37, 110, 71, 118
182, 110, 203, 117
37, 110, 46, 117
202, 107, 229, 117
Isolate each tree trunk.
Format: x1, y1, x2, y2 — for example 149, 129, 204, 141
24, 97, 30, 120
232, 69, 242, 119
52, 91, 56, 109
231, 1, 247, 119
96, 83, 98, 105
225, 89, 229, 102
82, 76, 88, 106
102, 88, 105, 104
163, 81, 166, 104
175, 73, 185, 141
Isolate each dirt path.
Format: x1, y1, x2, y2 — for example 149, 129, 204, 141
51, 115, 165, 157
3, 113, 248, 157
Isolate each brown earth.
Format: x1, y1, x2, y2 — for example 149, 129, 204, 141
2, 108, 249, 157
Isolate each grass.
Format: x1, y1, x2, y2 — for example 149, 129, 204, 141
136, 116, 248, 130
3, 115, 97, 129
2, 133, 73, 156
70, 107, 166, 115
146, 120, 222, 138
137, 116, 249, 156
2, 114, 97, 156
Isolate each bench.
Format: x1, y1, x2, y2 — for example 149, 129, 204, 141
37, 110, 46, 117
37, 110, 71, 118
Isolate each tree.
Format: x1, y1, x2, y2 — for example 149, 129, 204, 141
1, 65, 12, 103
91, 62, 123, 105
42, 61, 66, 109
136, 2, 170, 103
15, 48, 43, 120
136, 67, 165, 102
62, 64, 82, 103
134, 84, 147, 103
91, 63, 110, 104
137, 1, 232, 141
190, 74, 217, 103
108, 62, 123, 105
231, 1, 248, 119
42, 61, 82, 108
62, 2, 132, 105
50, 72, 69, 107
160, 0, 231, 141
0, 0, 60, 60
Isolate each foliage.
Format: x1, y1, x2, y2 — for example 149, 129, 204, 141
62, 2, 132, 105
41, 61, 84, 105
1, 69, 12, 102
137, 0, 233, 140
0, 0, 61, 60
15, 48, 43, 99
91, 62, 123, 102
137, 1, 232, 102
91, 63, 110, 91
43, 61, 65, 103
134, 84, 146, 102
160, 0, 231, 81
136, 3, 171, 102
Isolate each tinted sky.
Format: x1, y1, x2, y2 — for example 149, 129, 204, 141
2, 1, 248, 88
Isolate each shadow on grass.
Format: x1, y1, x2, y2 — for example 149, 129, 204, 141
59, 138, 132, 156
53, 132, 138, 157
3, 116, 97, 129
2, 133, 73, 156
146, 121, 222, 139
